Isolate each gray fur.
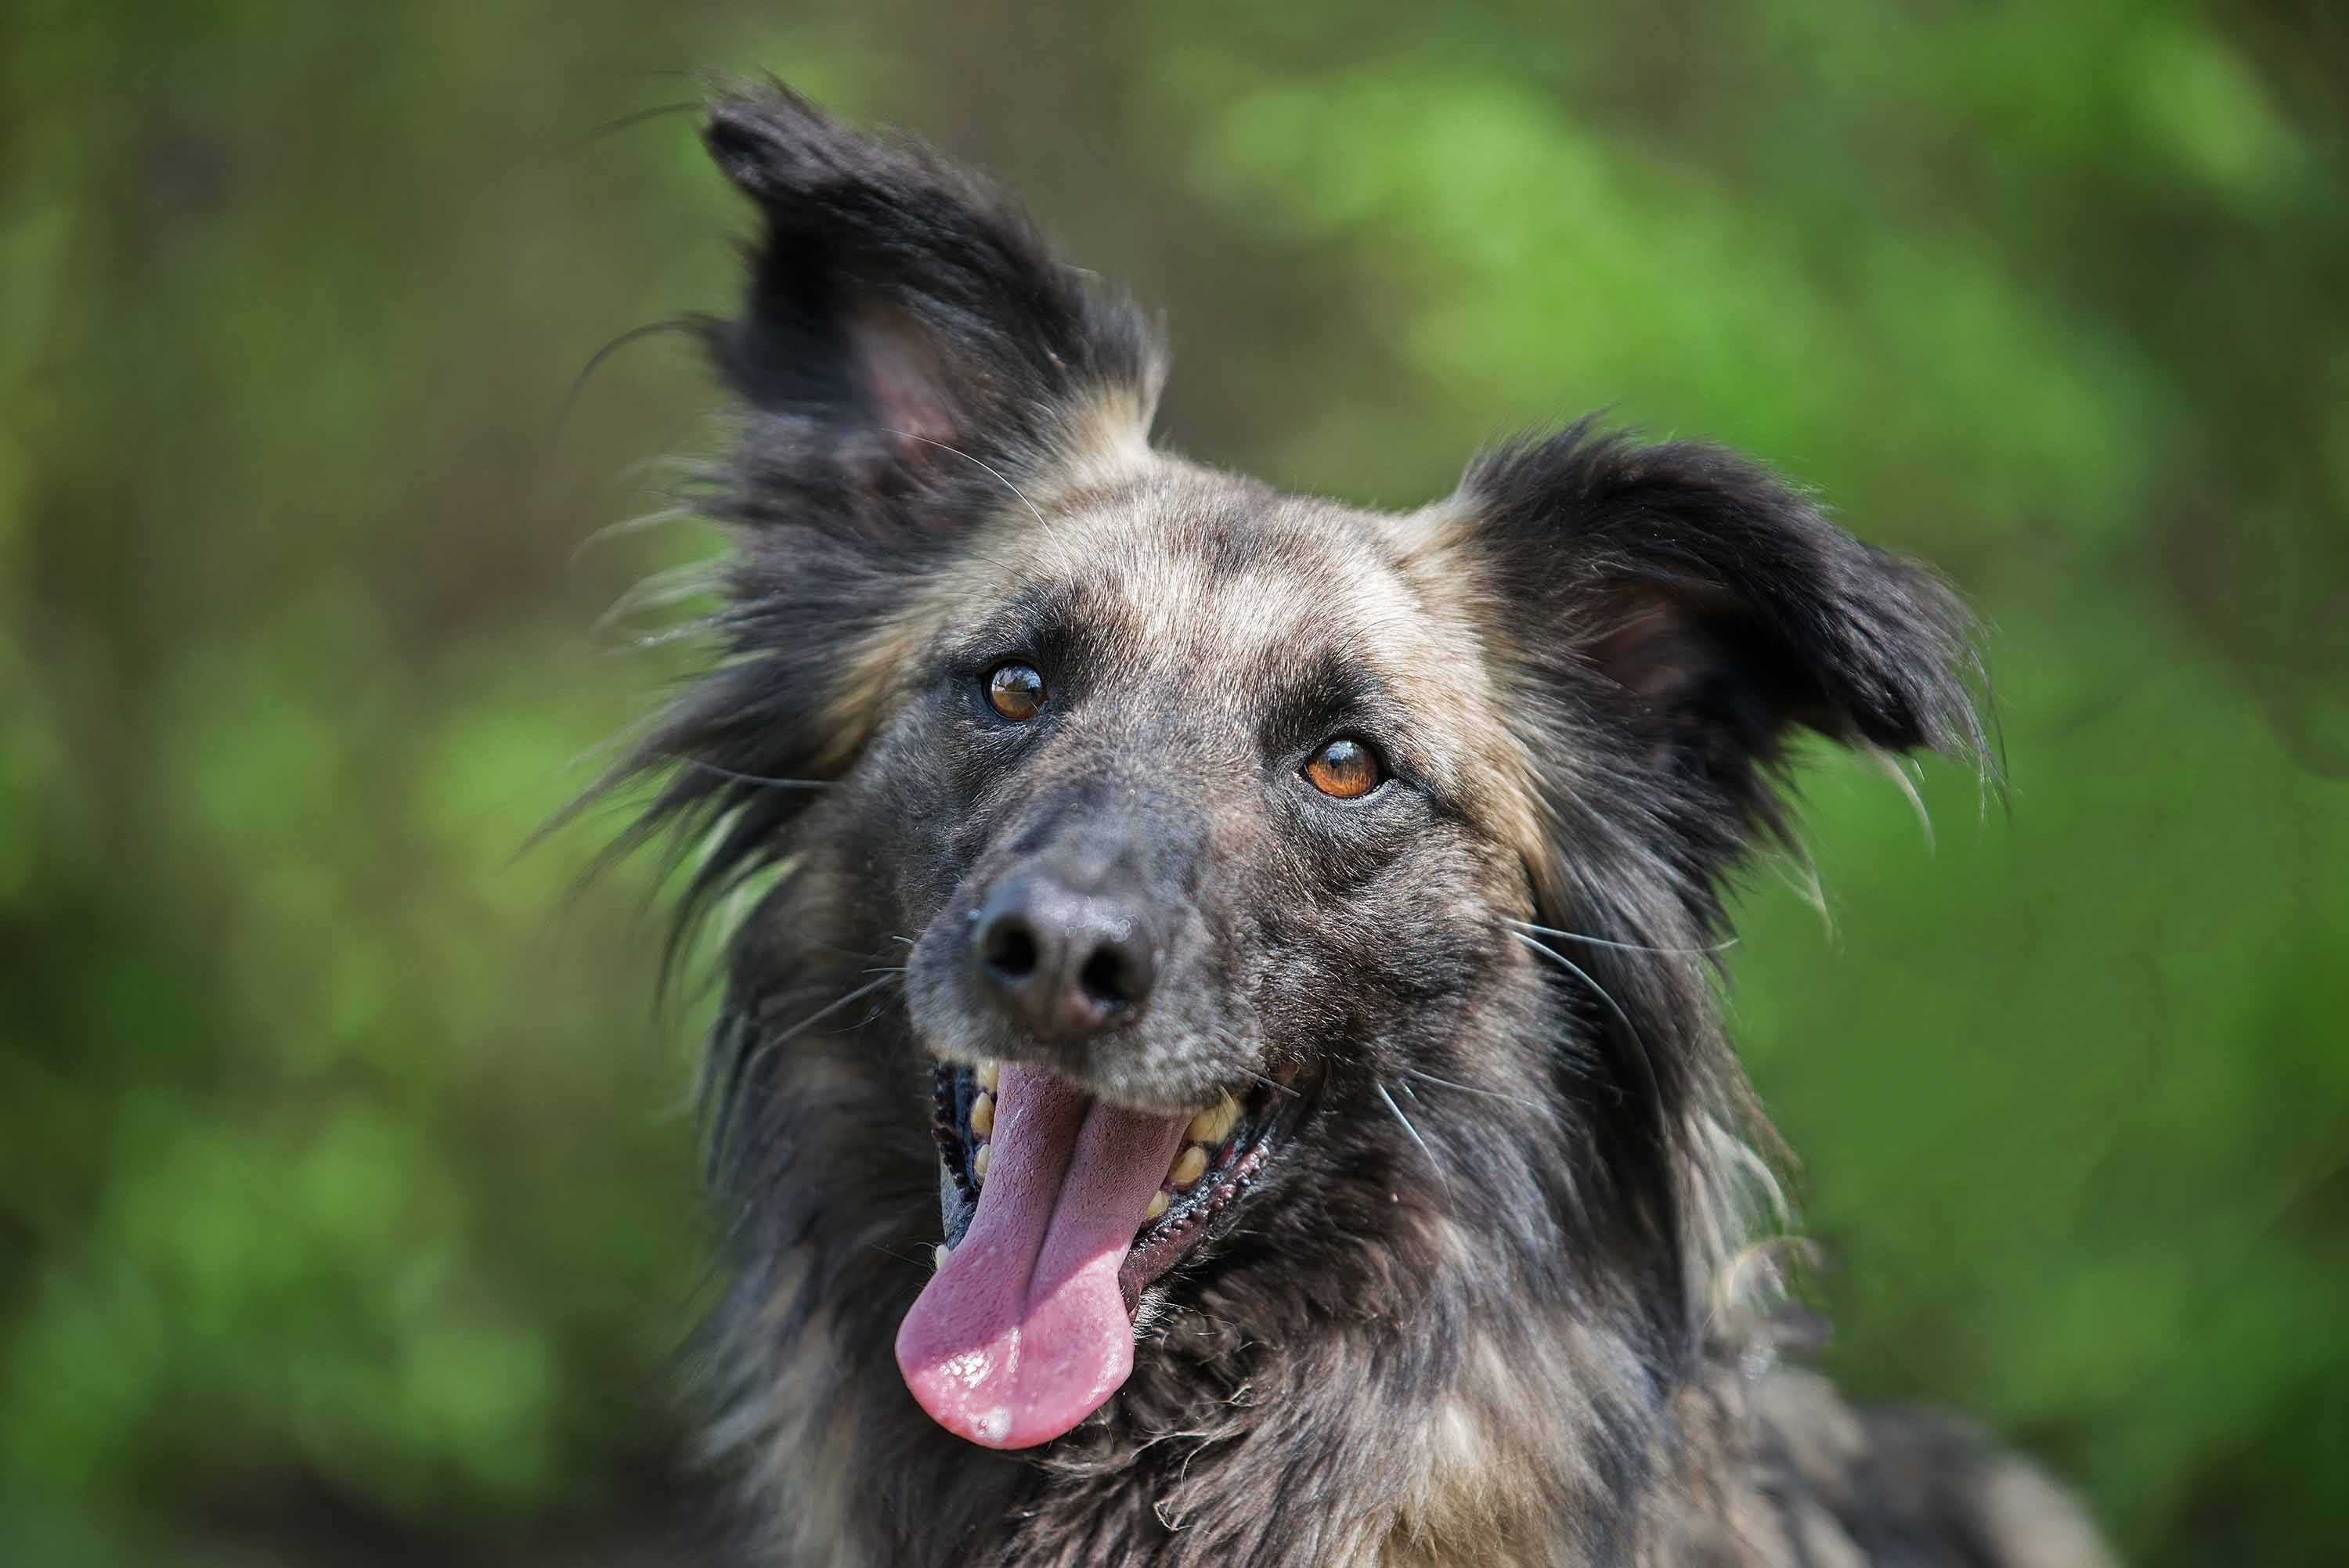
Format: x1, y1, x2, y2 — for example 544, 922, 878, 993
597, 84, 2117, 1568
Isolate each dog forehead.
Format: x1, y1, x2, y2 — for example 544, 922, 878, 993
1028, 473, 1461, 679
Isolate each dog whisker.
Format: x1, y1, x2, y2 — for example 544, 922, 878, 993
1375, 1081, 1445, 1190
1506, 918, 1738, 957
1509, 930, 1665, 1107
882, 427, 1051, 533
873, 1241, 940, 1273
1237, 1067, 1301, 1100
1401, 1067, 1541, 1114
587, 98, 709, 142
1508, 932, 1636, 1030
1202, 1026, 1300, 1102
550, 315, 700, 457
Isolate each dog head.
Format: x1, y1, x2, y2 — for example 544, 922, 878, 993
619, 85, 1983, 1456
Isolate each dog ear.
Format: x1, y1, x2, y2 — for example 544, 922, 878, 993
1461, 421, 1986, 864
699, 85, 1165, 528
591, 88, 1165, 953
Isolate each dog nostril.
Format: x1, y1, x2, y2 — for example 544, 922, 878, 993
982, 920, 1039, 982
1077, 943, 1142, 1010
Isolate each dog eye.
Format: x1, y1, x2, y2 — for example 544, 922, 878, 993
986, 661, 1046, 721
1304, 737, 1382, 799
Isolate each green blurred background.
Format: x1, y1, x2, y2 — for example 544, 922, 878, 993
3, 2, 2344, 1563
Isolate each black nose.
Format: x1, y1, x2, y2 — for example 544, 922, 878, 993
971, 871, 1157, 1040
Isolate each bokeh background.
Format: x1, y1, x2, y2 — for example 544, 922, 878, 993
4, 2, 2345, 1564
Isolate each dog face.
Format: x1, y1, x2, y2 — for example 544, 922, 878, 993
621, 87, 1983, 1461
827, 469, 1554, 1447
882, 476, 1528, 1113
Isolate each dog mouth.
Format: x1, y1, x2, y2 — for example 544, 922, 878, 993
893, 1060, 1283, 1449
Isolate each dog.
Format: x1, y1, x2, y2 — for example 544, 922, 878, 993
601, 83, 2119, 1568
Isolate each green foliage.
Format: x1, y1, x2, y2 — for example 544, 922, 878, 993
1, 2, 2341, 1563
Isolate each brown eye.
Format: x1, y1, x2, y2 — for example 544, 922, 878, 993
1304, 737, 1382, 799
987, 661, 1045, 721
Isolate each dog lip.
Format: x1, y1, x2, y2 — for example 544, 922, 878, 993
1113, 1126, 1278, 1310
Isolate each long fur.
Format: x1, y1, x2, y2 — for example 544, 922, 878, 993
592, 83, 2113, 1568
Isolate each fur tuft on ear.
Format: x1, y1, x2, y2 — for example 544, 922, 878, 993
698, 83, 1166, 522
1461, 419, 1988, 873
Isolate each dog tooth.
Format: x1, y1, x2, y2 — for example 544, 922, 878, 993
1186, 1094, 1239, 1146
967, 1091, 994, 1138
1170, 1144, 1208, 1188
933, 1243, 952, 1270
976, 1060, 999, 1094
1145, 1189, 1169, 1222
972, 1143, 990, 1181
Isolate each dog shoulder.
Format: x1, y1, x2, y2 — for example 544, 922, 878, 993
1661, 1366, 2120, 1568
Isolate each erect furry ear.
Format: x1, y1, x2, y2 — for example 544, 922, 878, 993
700, 84, 1165, 521
1463, 420, 1986, 861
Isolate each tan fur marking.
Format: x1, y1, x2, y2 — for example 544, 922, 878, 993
1036, 384, 1161, 497
815, 621, 927, 771
1380, 1308, 1597, 1568
764, 1307, 870, 1567
1375, 497, 1560, 907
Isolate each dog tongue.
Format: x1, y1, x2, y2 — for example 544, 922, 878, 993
896, 1065, 1188, 1449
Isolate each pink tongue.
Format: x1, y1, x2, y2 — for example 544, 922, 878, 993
895, 1064, 1188, 1449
